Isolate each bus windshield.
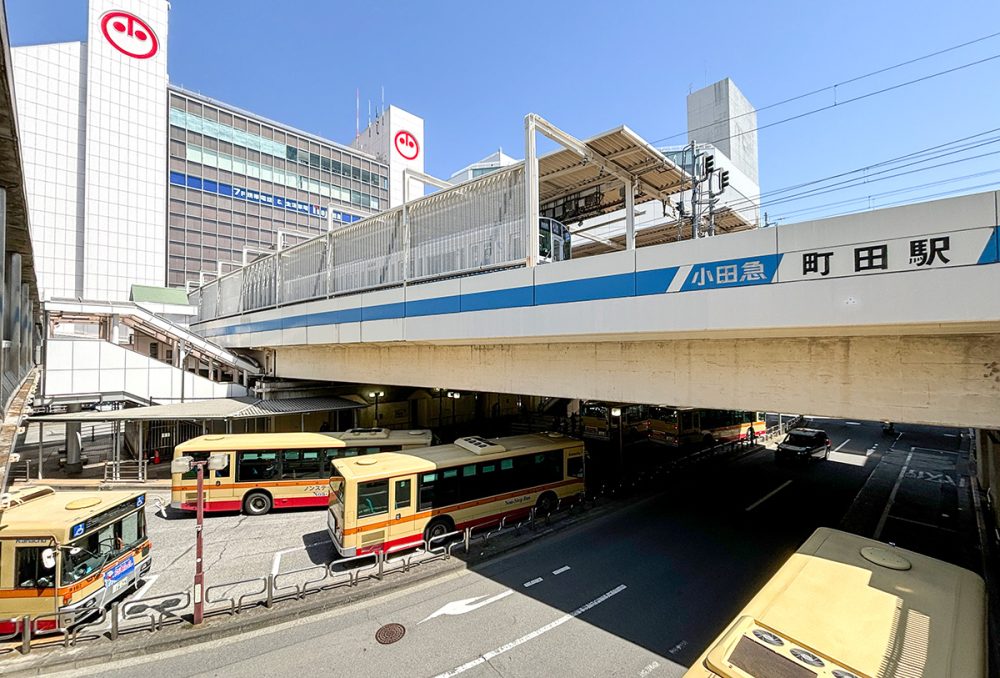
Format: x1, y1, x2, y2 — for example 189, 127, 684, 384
61, 509, 146, 585
329, 466, 345, 510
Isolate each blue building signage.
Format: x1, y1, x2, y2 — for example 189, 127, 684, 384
170, 171, 361, 224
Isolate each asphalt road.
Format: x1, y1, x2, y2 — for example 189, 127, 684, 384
57, 418, 925, 678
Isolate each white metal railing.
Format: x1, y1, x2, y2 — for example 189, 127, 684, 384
192, 165, 527, 321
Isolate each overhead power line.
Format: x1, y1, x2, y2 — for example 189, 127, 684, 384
702, 52, 1000, 149
652, 29, 1000, 146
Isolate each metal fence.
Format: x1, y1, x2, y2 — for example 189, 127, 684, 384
0, 497, 580, 657
193, 165, 527, 322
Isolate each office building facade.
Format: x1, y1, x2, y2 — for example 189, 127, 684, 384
12, 0, 415, 301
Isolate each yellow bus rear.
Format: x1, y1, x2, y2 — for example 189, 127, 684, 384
684, 527, 987, 678
328, 433, 585, 556
0, 486, 151, 635
171, 429, 432, 515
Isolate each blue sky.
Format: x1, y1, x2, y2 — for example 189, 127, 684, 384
9, 1, 1000, 223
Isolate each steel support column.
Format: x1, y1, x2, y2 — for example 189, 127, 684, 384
625, 180, 636, 250
524, 115, 540, 267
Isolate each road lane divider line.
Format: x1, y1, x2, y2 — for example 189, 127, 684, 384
834, 439, 851, 452
523, 577, 543, 588
874, 449, 914, 540
433, 584, 628, 678
552, 566, 571, 575
745, 480, 793, 512
845, 422, 861, 426
271, 538, 332, 576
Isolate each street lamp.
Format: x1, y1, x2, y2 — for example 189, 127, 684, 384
447, 391, 461, 429
368, 391, 385, 425
171, 453, 228, 625
610, 407, 624, 479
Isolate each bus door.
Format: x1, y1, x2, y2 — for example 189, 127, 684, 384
388, 475, 416, 542
207, 451, 235, 506
355, 472, 392, 553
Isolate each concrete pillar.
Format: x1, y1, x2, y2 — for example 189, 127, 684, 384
7, 253, 22, 383
0, 187, 5, 409
65, 403, 83, 475
21, 287, 31, 373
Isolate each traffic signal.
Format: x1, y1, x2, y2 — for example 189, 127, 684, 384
703, 154, 715, 175
720, 170, 730, 190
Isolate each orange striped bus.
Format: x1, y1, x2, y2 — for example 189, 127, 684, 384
0, 486, 151, 635
171, 429, 432, 515
327, 433, 585, 557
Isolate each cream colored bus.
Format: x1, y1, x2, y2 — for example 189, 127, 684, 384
171, 429, 432, 516
684, 527, 987, 678
327, 433, 585, 557
0, 486, 151, 635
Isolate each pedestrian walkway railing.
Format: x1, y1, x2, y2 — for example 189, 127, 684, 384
103, 460, 148, 482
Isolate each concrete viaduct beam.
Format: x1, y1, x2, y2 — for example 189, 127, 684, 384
275, 333, 1000, 429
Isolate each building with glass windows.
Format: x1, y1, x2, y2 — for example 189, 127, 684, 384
11, 0, 421, 301
165, 89, 389, 287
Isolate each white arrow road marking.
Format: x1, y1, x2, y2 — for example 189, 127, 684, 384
419, 589, 514, 624
433, 584, 628, 677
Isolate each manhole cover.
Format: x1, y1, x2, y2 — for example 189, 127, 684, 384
375, 623, 406, 645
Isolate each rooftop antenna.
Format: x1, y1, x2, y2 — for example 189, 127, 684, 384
355, 88, 360, 139
381, 85, 385, 116
368, 99, 371, 127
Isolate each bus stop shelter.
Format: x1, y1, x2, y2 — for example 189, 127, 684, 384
24, 395, 363, 481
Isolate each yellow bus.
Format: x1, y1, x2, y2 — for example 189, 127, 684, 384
171, 429, 433, 516
580, 402, 649, 441
684, 527, 987, 678
0, 485, 151, 635
327, 433, 586, 557
648, 408, 765, 448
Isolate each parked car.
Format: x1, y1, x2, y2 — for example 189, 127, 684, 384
776, 428, 831, 462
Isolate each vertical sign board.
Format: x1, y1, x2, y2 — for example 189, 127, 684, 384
83, 0, 169, 300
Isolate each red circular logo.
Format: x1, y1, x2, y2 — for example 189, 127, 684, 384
394, 130, 419, 160
100, 11, 158, 60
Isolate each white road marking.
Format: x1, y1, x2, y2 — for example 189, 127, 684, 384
944, 433, 957, 437
640, 660, 661, 676
419, 589, 514, 624
834, 439, 851, 452
523, 577, 543, 588
271, 538, 332, 576
745, 480, 793, 512
874, 449, 914, 539
845, 422, 861, 426
132, 574, 158, 602
552, 566, 571, 575
433, 584, 628, 677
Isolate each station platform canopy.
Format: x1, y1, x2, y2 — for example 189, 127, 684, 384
29, 396, 362, 423
571, 205, 756, 258
538, 125, 691, 221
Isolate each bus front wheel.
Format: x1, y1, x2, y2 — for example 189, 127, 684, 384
424, 517, 453, 545
535, 491, 558, 516
243, 492, 272, 516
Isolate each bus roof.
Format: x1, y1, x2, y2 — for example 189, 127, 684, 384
332, 433, 581, 482
323, 429, 433, 445
0, 486, 145, 537
176, 432, 346, 452
686, 527, 986, 678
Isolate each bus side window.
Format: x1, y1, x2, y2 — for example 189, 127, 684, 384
419, 472, 437, 511
237, 451, 278, 482
357, 480, 389, 517
567, 454, 584, 478
15, 547, 50, 589
281, 449, 322, 479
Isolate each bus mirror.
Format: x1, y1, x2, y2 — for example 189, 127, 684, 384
42, 548, 56, 570
171, 456, 194, 474
208, 454, 229, 471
